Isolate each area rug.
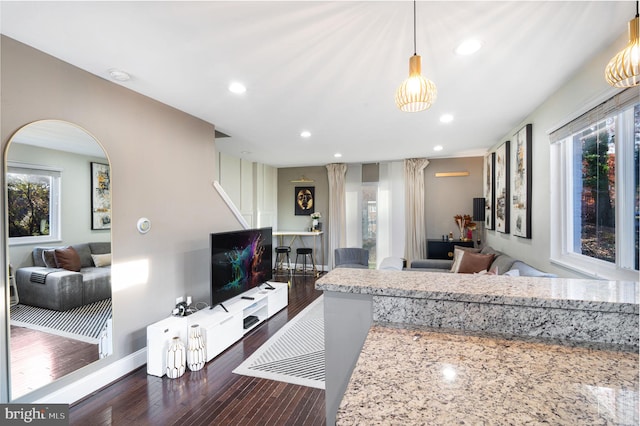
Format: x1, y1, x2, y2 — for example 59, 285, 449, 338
9, 298, 112, 344
233, 295, 325, 389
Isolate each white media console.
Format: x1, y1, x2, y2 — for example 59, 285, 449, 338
146, 281, 288, 377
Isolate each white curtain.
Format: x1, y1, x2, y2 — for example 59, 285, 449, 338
377, 161, 405, 267
404, 158, 430, 265
326, 163, 347, 270
345, 164, 363, 248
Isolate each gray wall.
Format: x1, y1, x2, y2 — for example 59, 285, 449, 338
0, 36, 240, 401
277, 166, 328, 232
277, 166, 329, 264
425, 157, 483, 240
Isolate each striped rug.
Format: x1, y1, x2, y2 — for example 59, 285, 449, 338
233, 295, 325, 389
10, 298, 112, 344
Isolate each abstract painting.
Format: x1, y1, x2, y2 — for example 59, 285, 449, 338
511, 124, 532, 238
484, 152, 495, 230
495, 141, 510, 234
91, 162, 111, 230
294, 186, 315, 216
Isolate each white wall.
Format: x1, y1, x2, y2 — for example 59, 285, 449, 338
217, 152, 278, 230
1, 36, 240, 402
485, 31, 630, 278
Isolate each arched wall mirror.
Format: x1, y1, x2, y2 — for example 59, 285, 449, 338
5, 120, 112, 400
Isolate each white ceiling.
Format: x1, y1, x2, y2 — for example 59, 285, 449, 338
0, 1, 633, 167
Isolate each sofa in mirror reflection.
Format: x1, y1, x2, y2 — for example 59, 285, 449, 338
15, 242, 111, 311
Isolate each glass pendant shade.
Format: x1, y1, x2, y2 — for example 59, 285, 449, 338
605, 15, 640, 87
395, 54, 437, 112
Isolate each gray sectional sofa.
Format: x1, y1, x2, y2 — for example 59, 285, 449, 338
410, 245, 557, 277
15, 242, 111, 311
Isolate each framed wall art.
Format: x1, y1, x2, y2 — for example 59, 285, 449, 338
483, 152, 495, 230
91, 162, 111, 230
511, 124, 532, 238
495, 141, 510, 234
294, 186, 315, 216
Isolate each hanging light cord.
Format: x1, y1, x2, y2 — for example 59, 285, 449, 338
636, 0, 639, 18
413, 0, 417, 55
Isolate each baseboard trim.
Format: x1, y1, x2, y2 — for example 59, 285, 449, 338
33, 348, 147, 405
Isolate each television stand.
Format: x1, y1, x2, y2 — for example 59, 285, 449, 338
146, 281, 288, 377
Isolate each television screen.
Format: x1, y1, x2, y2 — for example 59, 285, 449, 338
210, 227, 273, 306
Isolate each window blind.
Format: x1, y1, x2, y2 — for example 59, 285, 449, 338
548, 87, 639, 143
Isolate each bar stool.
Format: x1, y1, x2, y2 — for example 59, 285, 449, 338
274, 246, 291, 273
295, 247, 315, 275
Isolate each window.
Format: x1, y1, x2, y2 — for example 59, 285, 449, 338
7, 163, 61, 245
550, 89, 638, 280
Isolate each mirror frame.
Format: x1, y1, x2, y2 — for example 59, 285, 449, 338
3, 119, 112, 401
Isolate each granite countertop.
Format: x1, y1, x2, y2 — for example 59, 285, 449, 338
337, 324, 639, 425
316, 269, 639, 313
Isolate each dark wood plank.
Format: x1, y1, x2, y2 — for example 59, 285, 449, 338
10, 325, 99, 398
69, 274, 326, 426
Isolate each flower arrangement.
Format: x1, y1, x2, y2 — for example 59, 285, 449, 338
454, 214, 474, 240
310, 212, 321, 220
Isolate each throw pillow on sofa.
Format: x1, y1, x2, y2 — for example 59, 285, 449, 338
54, 246, 82, 272
42, 249, 58, 268
450, 246, 481, 273
457, 252, 495, 274
91, 253, 112, 267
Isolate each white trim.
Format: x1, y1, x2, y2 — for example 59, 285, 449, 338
546, 86, 618, 136
31, 348, 147, 405
213, 180, 249, 229
7, 164, 62, 245
550, 101, 639, 280
550, 255, 639, 281
7, 161, 63, 174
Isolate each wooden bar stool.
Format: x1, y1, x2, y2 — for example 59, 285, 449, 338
274, 246, 291, 273
295, 247, 315, 275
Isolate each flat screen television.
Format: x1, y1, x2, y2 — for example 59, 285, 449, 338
209, 227, 273, 308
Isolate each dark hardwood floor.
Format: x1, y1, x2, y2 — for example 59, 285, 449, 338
10, 325, 99, 399
69, 273, 326, 426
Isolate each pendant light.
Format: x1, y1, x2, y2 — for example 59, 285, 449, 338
605, 1, 640, 87
395, 0, 437, 112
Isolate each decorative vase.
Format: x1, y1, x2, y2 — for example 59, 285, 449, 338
312, 219, 319, 230
187, 324, 206, 372
166, 336, 186, 378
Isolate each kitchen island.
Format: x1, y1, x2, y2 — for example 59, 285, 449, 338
315, 269, 639, 425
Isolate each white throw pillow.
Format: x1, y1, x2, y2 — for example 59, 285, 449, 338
91, 253, 111, 267
450, 248, 466, 273
504, 269, 520, 277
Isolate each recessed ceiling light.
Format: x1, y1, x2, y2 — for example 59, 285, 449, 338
433, 145, 443, 151
108, 68, 131, 82
334, 153, 342, 158
300, 131, 311, 138
228, 82, 247, 94
440, 114, 454, 123
455, 39, 482, 56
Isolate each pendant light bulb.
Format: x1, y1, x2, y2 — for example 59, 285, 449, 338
605, 2, 640, 87
395, 1, 437, 112
395, 55, 437, 112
